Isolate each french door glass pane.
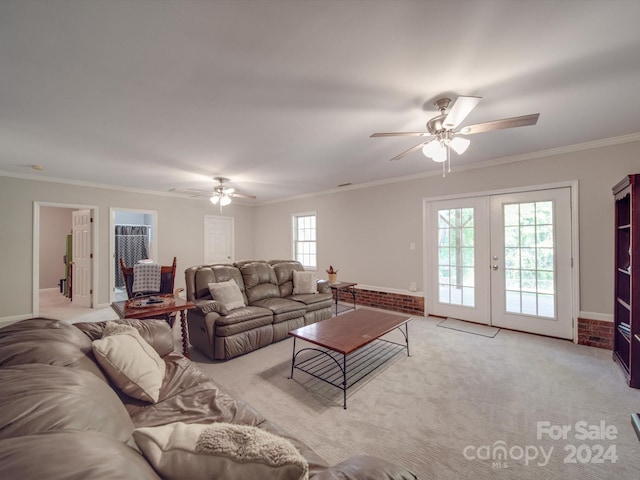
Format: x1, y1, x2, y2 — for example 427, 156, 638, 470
438, 207, 475, 307
503, 201, 555, 318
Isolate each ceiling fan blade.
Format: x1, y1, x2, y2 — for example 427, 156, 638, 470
230, 192, 257, 200
370, 132, 429, 137
442, 95, 482, 130
170, 188, 210, 197
459, 113, 540, 135
389, 142, 425, 161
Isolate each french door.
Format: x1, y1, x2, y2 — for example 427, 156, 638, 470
428, 197, 490, 324
427, 187, 574, 339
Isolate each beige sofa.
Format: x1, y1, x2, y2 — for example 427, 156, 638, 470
0, 317, 416, 479
185, 260, 333, 360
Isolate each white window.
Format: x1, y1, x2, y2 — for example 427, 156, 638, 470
293, 212, 317, 269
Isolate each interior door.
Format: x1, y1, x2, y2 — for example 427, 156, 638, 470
204, 215, 234, 264
72, 209, 92, 307
427, 187, 574, 339
490, 188, 573, 339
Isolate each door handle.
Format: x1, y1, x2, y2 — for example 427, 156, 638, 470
492, 264, 499, 271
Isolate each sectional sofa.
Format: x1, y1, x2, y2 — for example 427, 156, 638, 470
0, 317, 416, 479
185, 260, 334, 360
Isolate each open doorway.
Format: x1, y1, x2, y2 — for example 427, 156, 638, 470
33, 201, 99, 318
109, 208, 158, 302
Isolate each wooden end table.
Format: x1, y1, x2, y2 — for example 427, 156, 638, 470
329, 281, 357, 316
111, 295, 195, 359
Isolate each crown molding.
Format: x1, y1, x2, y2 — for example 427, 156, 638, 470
0, 170, 183, 197
0, 170, 260, 205
258, 132, 640, 206
3, 132, 640, 206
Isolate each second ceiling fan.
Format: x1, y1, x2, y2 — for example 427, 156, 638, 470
171, 177, 256, 212
371, 95, 539, 176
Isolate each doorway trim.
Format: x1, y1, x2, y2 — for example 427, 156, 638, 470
33, 201, 100, 316
422, 180, 580, 342
109, 207, 158, 303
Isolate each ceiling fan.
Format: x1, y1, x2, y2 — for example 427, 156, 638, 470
371, 96, 540, 176
170, 177, 256, 211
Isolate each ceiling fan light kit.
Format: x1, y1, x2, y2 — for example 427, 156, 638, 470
371, 95, 539, 177
422, 139, 447, 162
449, 136, 470, 155
209, 177, 240, 211
171, 176, 256, 212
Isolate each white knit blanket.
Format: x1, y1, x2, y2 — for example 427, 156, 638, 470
132, 263, 161, 293
196, 423, 308, 478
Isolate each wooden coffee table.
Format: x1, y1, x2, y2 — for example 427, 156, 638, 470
111, 295, 195, 359
288, 309, 411, 409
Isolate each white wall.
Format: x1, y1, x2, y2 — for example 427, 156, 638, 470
0, 177, 254, 319
39, 206, 73, 289
253, 139, 640, 320
115, 211, 153, 225
2, 138, 639, 322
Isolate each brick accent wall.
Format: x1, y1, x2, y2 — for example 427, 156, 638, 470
335, 287, 424, 316
577, 317, 613, 349
335, 288, 613, 350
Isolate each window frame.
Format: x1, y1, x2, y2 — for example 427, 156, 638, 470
292, 211, 317, 270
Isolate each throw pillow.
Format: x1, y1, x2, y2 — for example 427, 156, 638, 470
102, 321, 138, 337
133, 422, 308, 480
208, 279, 246, 311
292, 270, 317, 295
92, 329, 165, 403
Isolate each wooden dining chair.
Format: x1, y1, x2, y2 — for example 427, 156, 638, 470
118, 257, 180, 326
119, 257, 177, 299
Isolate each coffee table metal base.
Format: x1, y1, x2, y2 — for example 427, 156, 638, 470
289, 323, 409, 409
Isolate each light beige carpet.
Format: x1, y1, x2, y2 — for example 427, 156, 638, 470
38, 288, 119, 323
36, 294, 640, 479
438, 317, 500, 338
191, 313, 640, 480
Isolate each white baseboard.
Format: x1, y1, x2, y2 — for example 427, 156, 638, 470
579, 311, 613, 322
354, 283, 424, 297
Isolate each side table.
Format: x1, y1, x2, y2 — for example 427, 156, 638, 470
111, 295, 195, 359
329, 281, 357, 316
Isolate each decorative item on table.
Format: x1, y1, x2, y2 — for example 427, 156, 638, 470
326, 265, 338, 284
128, 294, 173, 308
145, 296, 164, 304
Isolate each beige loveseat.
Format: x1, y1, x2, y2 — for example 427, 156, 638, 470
185, 260, 333, 360
0, 317, 416, 479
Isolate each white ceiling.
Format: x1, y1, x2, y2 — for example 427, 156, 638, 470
2, 0, 640, 204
